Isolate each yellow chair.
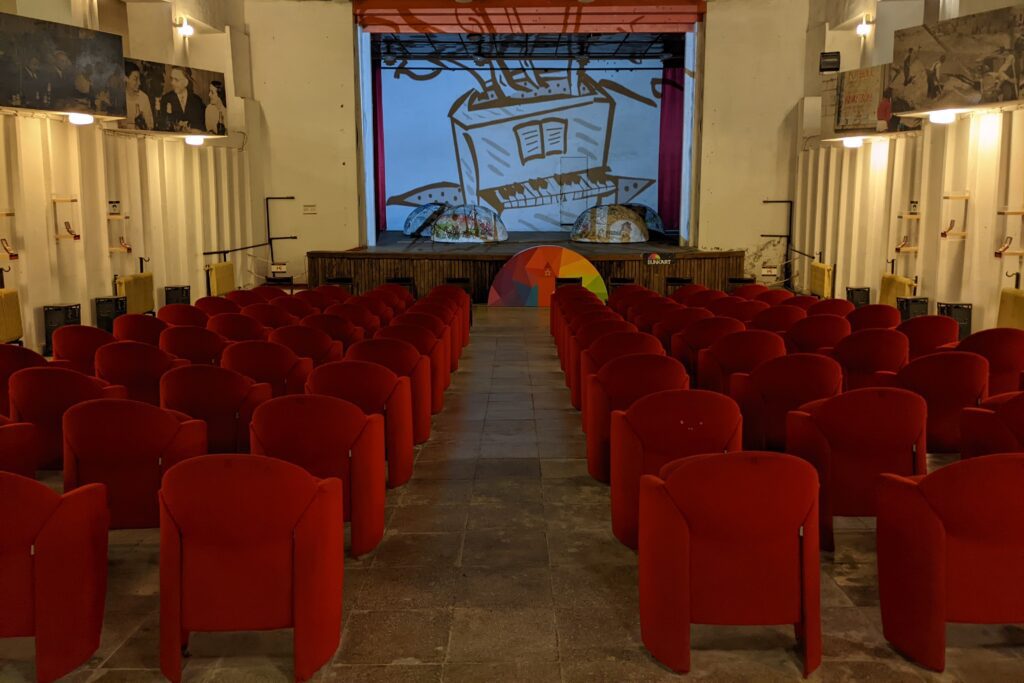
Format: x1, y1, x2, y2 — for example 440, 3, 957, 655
116, 273, 155, 314
997, 288, 1024, 329
879, 274, 916, 307
207, 262, 236, 297
0, 288, 23, 343
809, 262, 833, 299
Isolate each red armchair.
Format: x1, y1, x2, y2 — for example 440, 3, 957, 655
717, 299, 770, 324
207, 312, 269, 341
755, 289, 796, 306
306, 360, 413, 488
877, 454, 1024, 671
786, 295, 820, 310
325, 303, 383, 339
955, 327, 1024, 395
611, 389, 742, 549
609, 288, 659, 316
160, 365, 271, 453
0, 420, 41, 477
696, 329, 786, 393
112, 314, 167, 347
159, 455, 343, 682
0, 473, 108, 683
961, 391, 1024, 458
271, 295, 317, 320
584, 354, 689, 482
221, 340, 313, 397
252, 285, 289, 301
0, 344, 47, 415
730, 353, 842, 451
668, 283, 707, 304
806, 298, 855, 317
241, 303, 299, 330
651, 307, 713, 352
846, 303, 901, 331
563, 307, 623, 370
51, 324, 115, 374
293, 289, 329, 313
301, 313, 366, 348
639, 452, 820, 676
9, 367, 126, 469
63, 398, 206, 528
685, 289, 728, 308
156, 304, 209, 328
251, 394, 385, 555
704, 295, 745, 316
378, 282, 415, 306
786, 388, 927, 550
194, 296, 240, 316
314, 284, 351, 305
579, 331, 664, 414
556, 300, 608, 363
749, 304, 807, 333
269, 325, 344, 367
392, 312, 452, 375
891, 351, 988, 454
224, 289, 267, 308
783, 314, 851, 354
95, 341, 190, 405
831, 328, 909, 390
159, 326, 229, 365
346, 338, 431, 444
568, 319, 636, 404
670, 316, 745, 377
366, 289, 407, 316
897, 315, 960, 359
625, 298, 679, 327
419, 293, 467, 348
348, 294, 395, 326
376, 324, 447, 413
730, 283, 769, 300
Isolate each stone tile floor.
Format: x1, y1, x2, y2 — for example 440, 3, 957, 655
2, 306, 1024, 681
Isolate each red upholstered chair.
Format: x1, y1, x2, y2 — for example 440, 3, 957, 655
611, 390, 742, 549
585, 354, 689, 482
95, 341, 190, 405
551, 286, 596, 335
847, 303, 900, 331
269, 325, 344, 367
704, 295, 745, 315
652, 307, 713, 352
625, 298, 678, 327
730, 353, 842, 451
51, 325, 115, 374
784, 314, 851, 354
807, 298, 855, 317
891, 351, 988, 453
831, 328, 909, 390
696, 329, 786, 393
271, 295, 317, 320
786, 295, 820, 310
380, 282, 416, 306
408, 301, 460, 370
579, 332, 664, 415
568, 319, 637, 406
731, 283, 769, 300
670, 316, 746, 377
633, 303, 685, 336
392, 312, 452, 373
224, 289, 268, 308
251, 395, 385, 555
897, 315, 960, 359
0, 473, 108, 683
206, 312, 269, 342
786, 388, 927, 550
159, 455, 343, 682
756, 289, 795, 306
563, 307, 622, 368
241, 303, 299, 330
301, 313, 366, 348
194, 296, 240, 316
553, 294, 601, 354
0, 420, 42, 477
955, 327, 1024, 395
961, 391, 1024, 458
749, 305, 807, 333
717, 299, 770, 324
160, 326, 229, 365
417, 293, 465, 348
221, 340, 313, 397
112, 315, 168, 347
877, 454, 1024, 671
606, 284, 647, 309
293, 289, 328, 312
252, 284, 288, 301
156, 304, 209, 328
0, 344, 47, 415
668, 283, 707, 304
609, 287, 658, 315
9, 367, 126, 470
325, 303, 382, 339
63, 399, 206, 528
427, 286, 471, 345
376, 324, 447, 413
307, 360, 413, 488
160, 365, 271, 453
346, 339, 432, 444
365, 288, 407, 317
555, 299, 606, 356
639, 452, 820, 676
314, 284, 351, 305
349, 295, 395, 326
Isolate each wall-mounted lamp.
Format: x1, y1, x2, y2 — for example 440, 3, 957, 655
929, 109, 961, 124
856, 16, 873, 37
68, 113, 94, 126
184, 135, 204, 146
843, 137, 864, 149
175, 17, 195, 37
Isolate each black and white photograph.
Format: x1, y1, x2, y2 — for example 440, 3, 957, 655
119, 58, 227, 135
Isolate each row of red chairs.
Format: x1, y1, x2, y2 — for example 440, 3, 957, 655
551, 284, 1024, 674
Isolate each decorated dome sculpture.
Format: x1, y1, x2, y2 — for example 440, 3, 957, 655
403, 203, 447, 237
623, 204, 665, 234
571, 204, 649, 244
431, 204, 509, 244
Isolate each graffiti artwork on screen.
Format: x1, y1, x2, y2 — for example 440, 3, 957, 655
119, 59, 226, 135
0, 12, 125, 117
890, 6, 1024, 116
383, 58, 664, 233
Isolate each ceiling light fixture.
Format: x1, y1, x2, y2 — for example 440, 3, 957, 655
184, 135, 204, 146
929, 109, 960, 124
843, 137, 864, 149
177, 17, 194, 37
68, 112, 94, 125
856, 16, 873, 37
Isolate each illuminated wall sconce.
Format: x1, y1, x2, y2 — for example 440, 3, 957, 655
67, 113, 94, 126
184, 135, 204, 147
175, 17, 195, 37
929, 109, 961, 124
843, 137, 864, 149
856, 16, 873, 37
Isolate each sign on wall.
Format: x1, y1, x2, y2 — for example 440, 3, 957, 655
0, 12, 125, 118
119, 59, 227, 135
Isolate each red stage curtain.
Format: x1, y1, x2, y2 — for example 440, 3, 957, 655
373, 63, 387, 234
658, 65, 686, 235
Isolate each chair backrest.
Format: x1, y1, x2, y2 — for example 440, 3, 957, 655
610, 288, 659, 315
269, 325, 337, 364
348, 295, 393, 323
623, 389, 741, 464
375, 324, 438, 356
252, 285, 288, 302
94, 341, 183, 405
755, 289, 795, 306
159, 326, 227, 365
160, 365, 268, 453
685, 289, 728, 308
324, 303, 382, 335
224, 289, 268, 308
705, 296, 746, 315
314, 284, 351, 305
207, 312, 268, 342
0, 344, 47, 414
626, 298, 678, 324
786, 295, 820, 310
293, 289, 329, 312
306, 360, 401, 414
194, 296, 240, 316
652, 307, 714, 347
676, 316, 746, 366
270, 295, 317, 319
301, 313, 365, 346
897, 315, 960, 359
392, 312, 446, 339
668, 283, 707, 304
0, 471, 61, 624
52, 325, 116, 373
156, 304, 209, 328
718, 299, 770, 324
575, 319, 638, 352
749, 305, 807, 333
832, 328, 909, 388
345, 338, 421, 377
784, 314, 851, 353
241, 303, 299, 329
221, 340, 310, 397
846, 304, 901, 331
806, 298, 855, 317
895, 351, 989, 452
112, 314, 167, 347
596, 354, 690, 410
704, 329, 786, 378
586, 332, 664, 369
567, 308, 620, 336
731, 283, 769, 300
957, 327, 1024, 395
917, 454, 1024, 544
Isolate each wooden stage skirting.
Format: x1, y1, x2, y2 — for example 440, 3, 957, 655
308, 233, 746, 303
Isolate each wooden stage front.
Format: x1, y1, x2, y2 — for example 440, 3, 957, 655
308, 232, 745, 303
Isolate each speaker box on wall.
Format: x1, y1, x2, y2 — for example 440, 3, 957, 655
938, 302, 973, 340
164, 286, 191, 305
43, 303, 81, 356
897, 296, 929, 321
846, 287, 871, 308
94, 296, 127, 334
